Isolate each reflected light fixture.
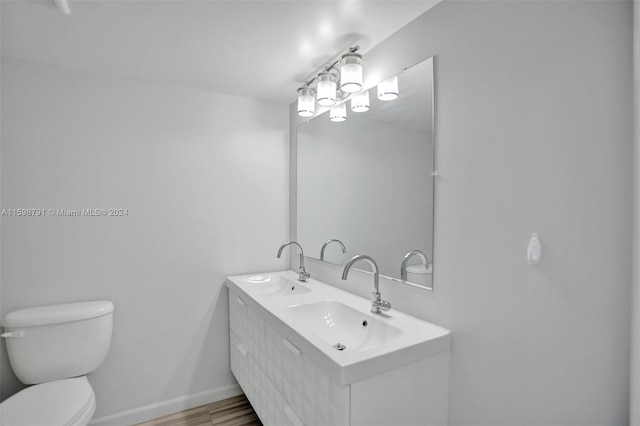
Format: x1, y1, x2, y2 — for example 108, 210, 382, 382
340, 53, 363, 93
377, 75, 399, 101
297, 87, 316, 117
330, 103, 347, 122
351, 90, 370, 112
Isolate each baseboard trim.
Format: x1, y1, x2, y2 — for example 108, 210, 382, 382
89, 384, 242, 425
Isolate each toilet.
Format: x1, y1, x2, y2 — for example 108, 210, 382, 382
0, 300, 114, 426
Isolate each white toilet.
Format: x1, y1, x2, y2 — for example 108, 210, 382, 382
0, 300, 114, 426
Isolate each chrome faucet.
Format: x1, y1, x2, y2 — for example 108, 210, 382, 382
320, 239, 346, 261
341, 254, 391, 314
400, 250, 430, 281
277, 241, 310, 282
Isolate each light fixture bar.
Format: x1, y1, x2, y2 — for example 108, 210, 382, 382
301, 45, 360, 88
296, 45, 361, 118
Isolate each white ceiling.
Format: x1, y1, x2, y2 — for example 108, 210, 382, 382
0, 0, 439, 104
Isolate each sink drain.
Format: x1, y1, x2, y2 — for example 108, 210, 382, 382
333, 343, 346, 351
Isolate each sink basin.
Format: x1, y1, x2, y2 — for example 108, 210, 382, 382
245, 275, 311, 297
283, 300, 404, 352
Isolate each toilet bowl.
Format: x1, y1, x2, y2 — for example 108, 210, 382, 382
0, 301, 114, 426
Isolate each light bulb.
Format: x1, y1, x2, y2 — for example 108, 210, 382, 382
317, 72, 337, 106
297, 87, 316, 117
351, 90, 370, 112
377, 75, 399, 101
330, 103, 347, 122
340, 53, 363, 93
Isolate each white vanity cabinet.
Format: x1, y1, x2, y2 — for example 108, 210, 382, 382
228, 287, 450, 426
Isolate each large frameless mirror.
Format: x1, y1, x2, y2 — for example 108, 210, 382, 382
297, 56, 435, 289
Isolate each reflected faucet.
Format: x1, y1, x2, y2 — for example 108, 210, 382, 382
277, 241, 310, 282
320, 239, 347, 261
400, 250, 430, 281
341, 254, 391, 314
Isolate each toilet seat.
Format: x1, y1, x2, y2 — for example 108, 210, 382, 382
0, 376, 95, 426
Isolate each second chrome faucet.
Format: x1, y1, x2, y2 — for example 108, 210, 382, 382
341, 254, 391, 314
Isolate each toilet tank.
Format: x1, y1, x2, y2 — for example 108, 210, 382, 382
1, 301, 114, 385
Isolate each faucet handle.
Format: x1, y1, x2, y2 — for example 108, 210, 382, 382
298, 268, 311, 282
372, 299, 391, 313
371, 292, 391, 313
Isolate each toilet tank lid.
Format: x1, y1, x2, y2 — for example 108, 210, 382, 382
1, 301, 114, 328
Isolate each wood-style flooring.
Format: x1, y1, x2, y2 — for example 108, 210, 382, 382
134, 394, 261, 426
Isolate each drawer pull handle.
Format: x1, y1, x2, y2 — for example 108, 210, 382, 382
235, 297, 246, 307
0, 331, 23, 338
284, 404, 305, 426
282, 338, 301, 356
236, 343, 248, 357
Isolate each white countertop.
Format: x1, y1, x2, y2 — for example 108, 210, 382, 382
226, 270, 451, 385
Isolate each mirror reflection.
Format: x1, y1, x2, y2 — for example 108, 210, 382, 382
297, 56, 434, 289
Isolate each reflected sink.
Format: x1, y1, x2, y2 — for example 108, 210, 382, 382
245, 275, 311, 297
283, 301, 404, 352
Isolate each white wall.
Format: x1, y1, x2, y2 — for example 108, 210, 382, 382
290, 1, 633, 424
0, 57, 289, 422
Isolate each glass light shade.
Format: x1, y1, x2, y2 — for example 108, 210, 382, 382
330, 103, 347, 122
351, 90, 370, 112
377, 75, 399, 101
297, 87, 316, 117
340, 53, 363, 93
317, 72, 337, 106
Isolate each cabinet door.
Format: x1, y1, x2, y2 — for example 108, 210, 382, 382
262, 321, 349, 426
229, 289, 348, 426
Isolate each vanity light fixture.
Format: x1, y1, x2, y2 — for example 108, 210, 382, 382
339, 53, 363, 93
317, 71, 338, 107
296, 45, 363, 117
330, 103, 347, 122
297, 87, 316, 117
351, 90, 370, 112
377, 75, 399, 101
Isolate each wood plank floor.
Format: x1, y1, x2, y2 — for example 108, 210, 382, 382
134, 394, 261, 426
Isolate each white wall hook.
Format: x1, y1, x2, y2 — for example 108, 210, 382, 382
527, 233, 542, 266
54, 0, 71, 15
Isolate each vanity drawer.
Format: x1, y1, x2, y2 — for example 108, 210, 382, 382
231, 331, 305, 426
229, 290, 265, 364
